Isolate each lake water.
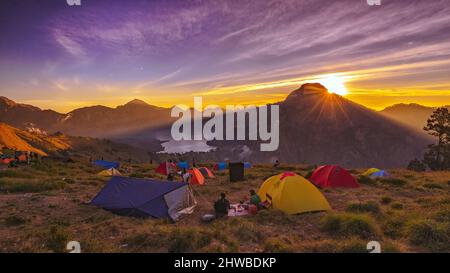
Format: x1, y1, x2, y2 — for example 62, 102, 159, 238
159, 140, 216, 154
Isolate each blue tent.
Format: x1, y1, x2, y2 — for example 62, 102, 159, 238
244, 162, 252, 169
214, 162, 227, 171
370, 170, 389, 178
90, 177, 196, 220
177, 161, 189, 169
94, 160, 119, 169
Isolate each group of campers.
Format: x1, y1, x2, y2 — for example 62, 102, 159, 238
213, 190, 265, 218
157, 159, 208, 184
0, 149, 41, 167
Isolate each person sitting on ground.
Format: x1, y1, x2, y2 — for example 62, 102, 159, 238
249, 189, 262, 208
273, 160, 280, 168
214, 193, 230, 217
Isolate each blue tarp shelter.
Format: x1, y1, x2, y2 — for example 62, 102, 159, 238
214, 162, 227, 171
244, 162, 252, 169
177, 161, 189, 169
94, 160, 119, 169
90, 177, 196, 220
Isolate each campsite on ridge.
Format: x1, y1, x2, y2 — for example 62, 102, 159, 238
0, 157, 449, 253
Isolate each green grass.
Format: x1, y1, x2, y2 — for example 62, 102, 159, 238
381, 196, 393, 205
379, 178, 407, 187
345, 201, 380, 214
337, 238, 368, 253
233, 221, 263, 243
407, 220, 449, 252
122, 231, 167, 251
0, 178, 65, 193
253, 209, 296, 225
434, 206, 450, 223
0, 170, 33, 179
382, 217, 405, 239
423, 183, 444, 190
357, 175, 378, 186
3, 215, 28, 227
41, 225, 71, 253
320, 213, 378, 239
390, 202, 404, 210
263, 238, 294, 253
168, 227, 213, 253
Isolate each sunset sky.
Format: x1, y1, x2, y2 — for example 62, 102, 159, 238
1, 0, 450, 113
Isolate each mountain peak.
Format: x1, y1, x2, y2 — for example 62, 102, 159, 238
0, 96, 17, 107
297, 83, 328, 92
284, 83, 329, 102
124, 99, 150, 107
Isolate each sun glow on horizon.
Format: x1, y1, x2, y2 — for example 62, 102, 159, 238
317, 75, 349, 96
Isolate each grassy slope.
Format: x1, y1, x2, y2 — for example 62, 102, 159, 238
0, 161, 448, 253
0, 123, 55, 155
0, 122, 150, 162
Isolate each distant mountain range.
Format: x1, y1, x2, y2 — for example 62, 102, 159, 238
379, 103, 450, 132
0, 84, 437, 167
0, 96, 172, 137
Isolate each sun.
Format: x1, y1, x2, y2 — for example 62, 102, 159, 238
317, 75, 348, 96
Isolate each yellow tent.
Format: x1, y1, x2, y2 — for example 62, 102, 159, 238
98, 168, 122, 177
258, 172, 331, 214
362, 168, 381, 176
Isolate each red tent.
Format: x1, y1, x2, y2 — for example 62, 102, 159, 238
188, 168, 205, 185
155, 162, 177, 175
310, 165, 359, 188
1, 158, 14, 165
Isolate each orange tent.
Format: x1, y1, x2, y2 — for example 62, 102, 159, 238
18, 154, 27, 162
198, 167, 214, 178
188, 168, 205, 185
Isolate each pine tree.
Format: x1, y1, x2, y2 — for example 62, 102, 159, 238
422, 107, 450, 170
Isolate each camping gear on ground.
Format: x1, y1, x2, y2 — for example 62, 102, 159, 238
94, 160, 120, 169
188, 168, 205, 185
155, 162, 177, 175
248, 204, 258, 215
177, 161, 189, 169
229, 162, 245, 182
201, 214, 215, 222
98, 168, 122, 177
214, 162, 227, 171
227, 204, 250, 217
310, 165, 360, 188
90, 177, 196, 221
198, 167, 214, 178
370, 170, 389, 178
258, 172, 331, 214
244, 162, 252, 169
